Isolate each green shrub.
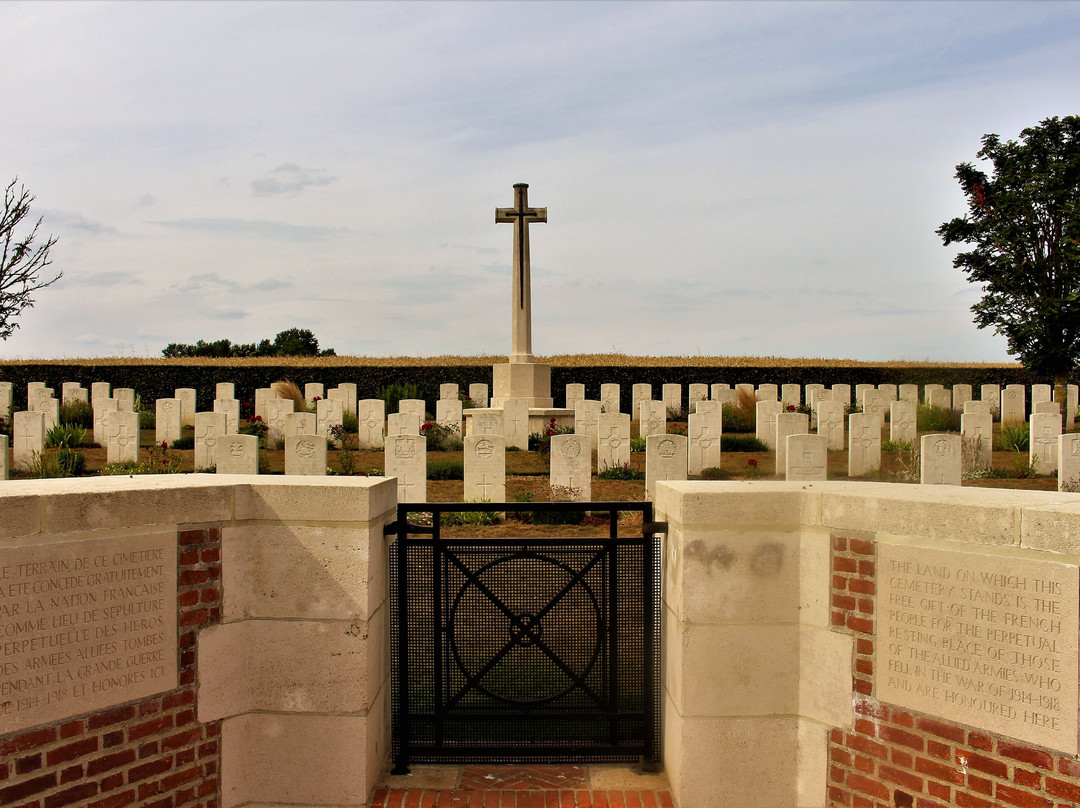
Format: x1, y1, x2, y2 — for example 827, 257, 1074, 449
532, 506, 586, 525
597, 462, 645, 481
23, 448, 86, 478
881, 439, 915, 454
441, 505, 499, 526
45, 423, 88, 449
995, 422, 1030, 451
171, 436, 195, 450
59, 400, 93, 428
100, 444, 183, 475
420, 421, 462, 451
341, 410, 359, 433
427, 459, 464, 480
721, 434, 769, 452
378, 383, 421, 417
630, 436, 646, 452
699, 466, 733, 480
529, 418, 574, 455
917, 405, 960, 432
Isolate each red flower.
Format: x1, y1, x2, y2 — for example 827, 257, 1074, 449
161, 441, 168, 450
786, 404, 795, 412
748, 458, 758, 467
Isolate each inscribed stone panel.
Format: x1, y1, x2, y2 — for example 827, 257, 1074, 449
687, 411, 722, 475
0, 533, 178, 734
502, 398, 531, 451
550, 434, 591, 502
565, 383, 585, 410
878, 383, 898, 401
923, 383, 944, 402
638, 400, 666, 438
356, 399, 386, 449
662, 384, 682, 413
399, 399, 426, 422
464, 434, 506, 502
195, 411, 227, 471
855, 384, 874, 406
1034, 400, 1060, 415
471, 412, 503, 436
632, 384, 653, 416
66, 387, 88, 407
597, 412, 631, 472
785, 433, 827, 481
889, 400, 917, 445
877, 543, 1079, 754
469, 383, 489, 408
805, 384, 824, 411
104, 410, 139, 464
1030, 413, 1062, 475
981, 384, 1001, 415
574, 400, 602, 448
13, 411, 44, 470
1059, 434, 1080, 491
264, 398, 295, 448
285, 411, 317, 438
694, 400, 720, 416
156, 398, 183, 446
927, 388, 952, 410
817, 398, 845, 451
963, 400, 991, 416
440, 383, 459, 401
216, 434, 259, 474
90, 381, 111, 406
848, 412, 881, 477
335, 382, 358, 415
755, 400, 783, 449
600, 383, 621, 414
37, 397, 59, 432
961, 412, 993, 470
830, 384, 851, 407
862, 390, 888, 427
1002, 385, 1026, 424
920, 433, 961, 485
285, 434, 327, 476
645, 434, 687, 501
709, 383, 730, 401
305, 383, 325, 403
213, 398, 240, 435
61, 382, 83, 404
385, 435, 426, 503
174, 388, 196, 427
774, 412, 808, 471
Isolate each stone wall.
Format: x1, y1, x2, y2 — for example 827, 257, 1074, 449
0, 476, 395, 808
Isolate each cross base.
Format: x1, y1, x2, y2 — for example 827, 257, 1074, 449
491, 361, 553, 408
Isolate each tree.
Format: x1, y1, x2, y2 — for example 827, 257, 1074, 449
1, 178, 61, 339
272, 328, 321, 356
161, 328, 335, 358
938, 116, 1080, 402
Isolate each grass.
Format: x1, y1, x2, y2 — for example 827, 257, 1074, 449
598, 462, 645, 481
721, 434, 769, 452
427, 458, 464, 480
271, 380, 310, 412
917, 405, 960, 432
45, 423, 89, 448
994, 422, 1030, 451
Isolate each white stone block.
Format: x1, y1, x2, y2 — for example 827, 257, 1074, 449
781, 384, 801, 406
786, 434, 827, 481
1032, 384, 1052, 404
862, 390, 888, 428
502, 398, 531, 451
952, 384, 973, 411
688, 384, 708, 408
214, 398, 240, 434
1034, 400, 1061, 415
264, 398, 295, 447
304, 383, 325, 404
877, 384, 897, 401
195, 411, 227, 471
317, 398, 344, 446
926, 388, 951, 410
1069, 384, 1079, 426
638, 400, 666, 438
645, 434, 687, 501
632, 384, 653, 418
104, 410, 139, 465
921, 433, 961, 485
964, 400, 991, 416
981, 384, 1001, 415
285, 411, 317, 438
710, 383, 730, 401
90, 381, 111, 405
735, 383, 755, 402
61, 382, 83, 405
93, 398, 119, 446
386, 412, 420, 437
854, 384, 874, 406
848, 412, 880, 477
597, 412, 631, 472
817, 398, 845, 451
1002, 384, 1026, 424
695, 400, 720, 416
13, 411, 44, 470
439, 383, 459, 401
756, 383, 778, 402
35, 397, 59, 433
0, 381, 12, 418
468, 383, 489, 408
385, 435, 426, 503
961, 411, 993, 470
688, 411, 722, 475
889, 400, 917, 445
254, 387, 278, 421
923, 383, 944, 402
663, 384, 682, 413
574, 400, 601, 448
1059, 434, 1080, 491
334, 382, 358, 415
464, 434, 505, 502
1030, 412, 1062, 475
436, 399, 463, 433
565, 383, 585, 410
830, 384, 851, 407
550, 434, 591, 502
600, 383, 621, 414
156, 398, 183, 446
804, 384, 824, 412
175, 388, 196, 426
356, 399, 386, 449
285, 434, 327, 476
471, 412, 503, 436
216, 434, 259, 474
898, 384, 919, 404
216, 382, 235, 400
774, 412, 809, 471
399, 398, 426, 422
755, 400, 782, 450
113, 388, 135, 412
0, 435, 7, 480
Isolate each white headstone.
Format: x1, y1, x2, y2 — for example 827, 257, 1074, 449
0, 435, 7, 480
961, 411, 993, 471
878, 384, 898, 402
156, 398, 182, 446
13, 411, 45, 470
830, 384, 852, 407
923, 383, 944, 403
317, 398, 345, 446
550, 434, 591, 502
645, 434, 687, 501
963, 400, 991, 416
264, 398, 295, 447
774, 412, 809, 471
464, 434, 505, 502
387, 412, 421, 437
638, 400, 666, 438
805, 384, 825, 412
898, 384, 919, 404
710, 383, 730, 402
597, 412, 631, 471
386, 435, 427, 503
439, 383, 459, 401
781, 384, 801, 406
952, 384, 973, 411
786, 434, 827, 482
980, 384, 1001, 416
1032, 384, 1052, 405
632, 384, 653, 419
213, 398, 240, 434
920, 433, 961, 486
755, 400, 783, 449
174, 388, 196, 427
104, 410, 140, 465
216, 382, 235, 400
600, 383, 621, 414
502, 398, 531, 451
1034, 400, 1061, 415
735, 383, 755, 401
688, 384, 708, 409
756, 383, 778, 402
357, 399, 386, 449
574, 400, 602, 448
468, 383, 489, 408
254, 387, 277, 421
471, 411, 504, 436
67, 387, 89, 407
436, 399, 463, 432
285, 434, 327, 476
1030, 412, 1062, 475
194, 411, 227, 470
862, 390, 889, 428
215, 434, 259, 475
817, 398, 846, 451
0, 382, 12, 419
854, 384, 874, 407
113, 388, 135, 412
305, 383, 325, 404
1001, 384, 1026, 425
1069, 384, 1079, 426
926, 388, 952, 410
889, 400, 917, 445
687, 411, 722, 475
93, 398, 119, 446
61, 382, 84, 405
285, 411, 317, 438
399, 399, 426, 422
35, 397, 59, 433
565, 383, 585, 410
90, 381, 111, 406
1059, 434, 1080, 491
662, 384, 682, 413
848, 412, 881, 477
694, 400, 720, 416
335, 383, 358, 415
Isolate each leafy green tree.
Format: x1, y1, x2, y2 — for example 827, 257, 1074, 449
272, 328, 321, 356
938, 115, 1080, 402
1, 179, 61, 340
162, 329, 334, 358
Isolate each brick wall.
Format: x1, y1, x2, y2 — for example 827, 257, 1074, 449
828, 534, 1080, 808
0, 524, 222, 808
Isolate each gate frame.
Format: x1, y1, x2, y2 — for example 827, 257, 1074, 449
386, 501, 666, 774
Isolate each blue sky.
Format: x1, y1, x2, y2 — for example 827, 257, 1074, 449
1, 0, 1078, 361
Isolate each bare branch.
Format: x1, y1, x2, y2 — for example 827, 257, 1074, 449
0, 177, 61, 340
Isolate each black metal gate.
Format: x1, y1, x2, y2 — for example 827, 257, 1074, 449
388, 502, 662, 772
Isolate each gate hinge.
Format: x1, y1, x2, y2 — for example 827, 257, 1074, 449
643, 521, 668, 535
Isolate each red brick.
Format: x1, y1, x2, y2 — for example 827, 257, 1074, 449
856, 597, 874, 614
129, 756, 172, 783
1059, 757, 1080, 777
834, 557, 858, 573
998, 742, 1054, 771
162, 765, 202, 791
962, 751, 1007, 778
163, 728, 202, 752
833, 593, 857, 610
828, 786, 851, 806
0, 773, 58, 805
831, 747, 853, 766
87, 749, 138, 776
915, 756, 964, 785
59, 721, 84, 739
163, 690, 196, 710
60, 765, 83, 784
201, 587, 220, 603
846, 773, 889, 800
858, 559, 875, 576
178, 528, 208, 545
89, 790, 137, 808
916, 717, 966, 743
16, 754, 42, 774
1046, 777, 1080, 802
855, 637, 874, 656
833, 535, 848, 551
1015, 768, 1041, 788
967, 774, 993, 795
180, 569, 208, 586
178, 590, 200, 607
855, 658, 873, 675
848, 734, 888, 760
831, 610, 846, 627
139, 741, 160, 759
913, 798, 950, 808
129, 714, 174, 741
927, 740, 950, 759
854, 754, 874, 774
175, 748, 196, 766
848, 578, 876, 595
0, 761, 8, 780
880, 764, 922, 791
138, 781, 160, 801
179, 608, 208, 627
854, 718, 876, 737
891, 748, 914, 769
201, 548, 220, 563
846, 616, 874, 633
892, 710, 914, 728
849, 538, 875, 555
830, 728, 845, 744
852, 797, 873, 808
995, 783, 1052, 808
44, 783, 98, 808
103, 731, 124, 748
854, 699, 889, 720
956, 794, 995, 808
927, 781, 951, 801
198, 780, 218, 797
46, 737, 99, 766
179, 549, 200, 565
179, 670, 196, 686
968, 732, 993, 751
88, 705, 137, 731
881, 726, 924, 751
833, 573, 848, 590
140, 699, 162, 717
854, 678, 872, 695
0, 728, 58, 756
176, 709, 196, 726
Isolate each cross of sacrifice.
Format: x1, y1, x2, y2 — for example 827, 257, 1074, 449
496, 183, 546, 364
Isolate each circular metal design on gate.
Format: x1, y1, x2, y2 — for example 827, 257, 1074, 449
448, 551, 602, 705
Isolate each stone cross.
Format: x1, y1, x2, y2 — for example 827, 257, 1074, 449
496, 183, 546, 364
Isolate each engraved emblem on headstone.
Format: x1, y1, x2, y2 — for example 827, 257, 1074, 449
560, 439, 581, 460
934, 438, 953, 457
162, 401, 174, 412
297, 438, 316, 458
396, 441, 416, 460
475, 439, 495, 459
229, 440, 245, 457
658, 438, 677, 459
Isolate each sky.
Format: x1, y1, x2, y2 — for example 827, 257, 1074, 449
1, 0, 1078, 362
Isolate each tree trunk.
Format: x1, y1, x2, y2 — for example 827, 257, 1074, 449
1055, 373, 1069, 430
